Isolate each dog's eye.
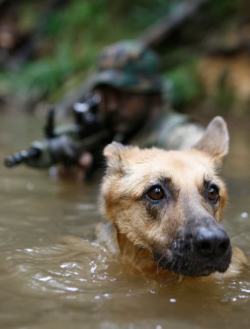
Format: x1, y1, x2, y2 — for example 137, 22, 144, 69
146, 185, 165, 201
206, 183, 220, 204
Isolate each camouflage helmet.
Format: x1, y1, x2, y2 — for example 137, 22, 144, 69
88, 40, 163, 93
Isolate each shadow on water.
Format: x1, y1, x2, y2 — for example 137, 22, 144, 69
0, 113, 249, 329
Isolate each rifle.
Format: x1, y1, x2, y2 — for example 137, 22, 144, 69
4, 95, 112, 169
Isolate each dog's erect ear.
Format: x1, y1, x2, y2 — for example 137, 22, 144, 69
193, 116, 229, 160
103, 142, 126, 174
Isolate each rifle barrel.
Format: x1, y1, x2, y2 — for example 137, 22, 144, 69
4, 147, 41, 168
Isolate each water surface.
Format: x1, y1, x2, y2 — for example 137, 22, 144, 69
0, 113, 249, 329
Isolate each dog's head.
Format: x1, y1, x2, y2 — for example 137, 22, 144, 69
101, 117, 232, 276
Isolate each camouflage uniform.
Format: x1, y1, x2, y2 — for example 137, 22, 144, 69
89, 40, 204, 150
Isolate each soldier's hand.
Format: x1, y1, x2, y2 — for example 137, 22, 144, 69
49, 152, 93, 181
78, 152, 93, 172
76, 152, 94, 181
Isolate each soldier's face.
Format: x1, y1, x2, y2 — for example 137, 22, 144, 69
95, 86, 150, 135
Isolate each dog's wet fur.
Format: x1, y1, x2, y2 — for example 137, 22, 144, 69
100, 117, 247, 278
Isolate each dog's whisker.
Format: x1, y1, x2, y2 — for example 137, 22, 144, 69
155, 253, 165, 274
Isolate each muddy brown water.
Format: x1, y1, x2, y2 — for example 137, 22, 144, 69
0, 113, 249, 329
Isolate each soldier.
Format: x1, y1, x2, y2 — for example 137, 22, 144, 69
78, 40, 204, 174
4, 40, 204, 178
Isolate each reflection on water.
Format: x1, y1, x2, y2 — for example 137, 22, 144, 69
0, 113, 249, 329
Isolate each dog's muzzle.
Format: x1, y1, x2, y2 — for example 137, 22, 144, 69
154, 222, 232, 276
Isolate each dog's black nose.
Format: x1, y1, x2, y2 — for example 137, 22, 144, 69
193, 226, 230, 258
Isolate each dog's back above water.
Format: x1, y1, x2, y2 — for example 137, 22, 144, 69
100, 116, 247, 279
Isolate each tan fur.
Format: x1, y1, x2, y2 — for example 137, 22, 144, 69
100, 117, 247, 279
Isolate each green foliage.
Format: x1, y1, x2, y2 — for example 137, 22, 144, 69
2, 0, 173, 101
207, 0, 240, 22
212, 75, 235, 111
112, 0, 176, 29
167, 63, 203, 110
0, 0, 246, 107
0, 1, 113, 100
2, 43, 97, 99
45, 0, 108, 39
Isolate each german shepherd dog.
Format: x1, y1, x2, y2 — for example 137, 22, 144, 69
100, 117, 247, 278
